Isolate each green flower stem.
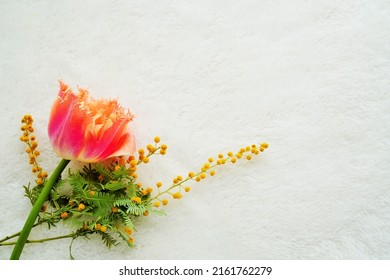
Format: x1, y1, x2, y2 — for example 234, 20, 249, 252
10, 158, 70, 260
1, 232, 76, 246
0, 221, 44, 244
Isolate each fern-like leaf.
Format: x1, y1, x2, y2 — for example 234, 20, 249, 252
100, 232, 118, 249
118, 209, 135, 230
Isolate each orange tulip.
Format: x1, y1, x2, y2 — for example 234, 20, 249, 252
48, 81, 136, 162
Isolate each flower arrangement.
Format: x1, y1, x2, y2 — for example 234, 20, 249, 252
0, 82, 269, 259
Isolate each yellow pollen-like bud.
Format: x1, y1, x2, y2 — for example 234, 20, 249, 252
162, 199, 168, 205
200, 173, 206, 179
227, 151, 233, 157
246, 155, 252, 160
160, 149, 166, 155
153, 201, 160, 207
32, 166, 38, 173
231, 158, 237, 163
119, 157, 126, 165
195, 176, 201, 182
156, 181, 162, 188
132, 173, 138, 179
141, 189, 148, 196
236, 153, 242, 159
217, 159, 222, 165
78, 203, 85, 211
161, 144, 168, 150
95, 224, 101, 231
100, 226, 107, 232
203, 163, 210, 169
142, 157, 150, 163
208, 158, 214, 163
138, 148, 145, 155
260, 147, 265, 152
33, 150, 40, 156
127, 155, 135, 163
42, 172, 48, 178
246, 146, 251, 151
146, 187, 153, 194
218, 154, 224, 159
131, 197, 141, 204
89, 190, 95, 196
172, 192, 182, 199
143, 210, 149, 216
184, 186, 191, 192
147, 144, 154, 152
210, 170, 216, 176
60, 212, 69, 219
261, 142, 269, 149
30, 135, 36, 141
124, 227, 133, 235
154, 136, 161, 143
188, 171, 195, 178
128, 237, 135, 244
25, 148, 31, 153
173, 178, 178, 184
36, 178, 43, 185
112, 207, 119, 213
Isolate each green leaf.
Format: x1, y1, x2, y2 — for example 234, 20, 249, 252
102, 181, 125, 191
148, 208, 167, 216
100, 232, 118, 249
118, 209, 135, 230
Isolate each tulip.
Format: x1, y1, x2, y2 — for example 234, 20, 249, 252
48, 81, 136, 162
10, 81, 136, 259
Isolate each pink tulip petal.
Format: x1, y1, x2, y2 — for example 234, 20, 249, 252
48, 81, 135, 162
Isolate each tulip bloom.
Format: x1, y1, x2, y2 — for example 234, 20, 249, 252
48, 81, 136, 162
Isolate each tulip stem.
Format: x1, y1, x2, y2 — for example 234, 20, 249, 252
10, 158, 70, 260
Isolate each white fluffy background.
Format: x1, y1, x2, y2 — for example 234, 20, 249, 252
0, 0, 389, 260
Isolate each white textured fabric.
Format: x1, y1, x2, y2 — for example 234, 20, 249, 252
0, 0, 389, 260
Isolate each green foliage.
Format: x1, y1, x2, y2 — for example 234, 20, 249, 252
118, 209, 135, 230
99, 232, 119, 249
23, 184, 34, 205
26, 161, 163, 255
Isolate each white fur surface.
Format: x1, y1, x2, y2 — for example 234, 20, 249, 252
0, 0, 389, 260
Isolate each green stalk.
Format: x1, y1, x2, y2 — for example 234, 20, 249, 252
10, 158, 70, 260
1, 232, 76, 246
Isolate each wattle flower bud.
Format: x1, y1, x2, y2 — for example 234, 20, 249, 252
48, 81, 136, 162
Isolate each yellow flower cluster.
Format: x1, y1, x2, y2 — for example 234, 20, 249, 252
149, 142, 269, 207
20, 115, 48, 185
108, 136, 168, 181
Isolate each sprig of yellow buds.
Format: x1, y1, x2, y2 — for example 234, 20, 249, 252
20, 115, 48, 185
148, 142, 269, 206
